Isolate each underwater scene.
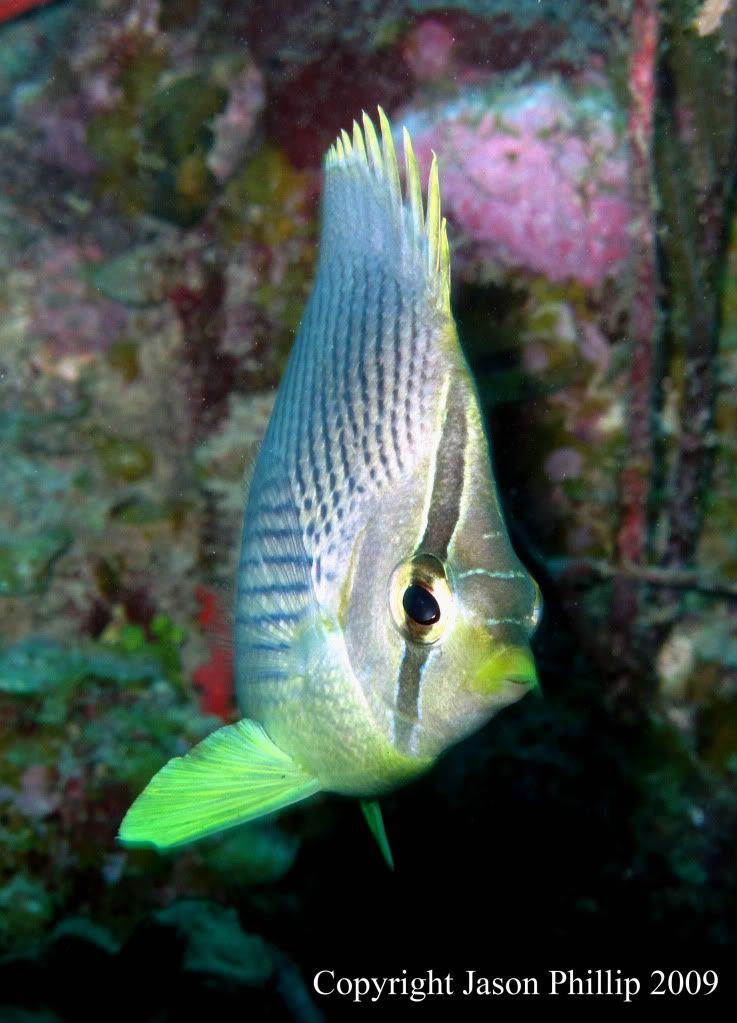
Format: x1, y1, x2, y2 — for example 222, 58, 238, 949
1, 0, 736, 1018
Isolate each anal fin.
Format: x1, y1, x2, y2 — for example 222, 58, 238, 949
119, 718, 320, 850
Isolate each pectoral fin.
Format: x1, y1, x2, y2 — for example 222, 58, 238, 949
119, 718, 320, 850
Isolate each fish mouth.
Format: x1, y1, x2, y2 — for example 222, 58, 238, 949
375, 643, 537, 756
470, 644, 539, 695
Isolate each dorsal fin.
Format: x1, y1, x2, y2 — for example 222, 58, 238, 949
322, 106, 451, 316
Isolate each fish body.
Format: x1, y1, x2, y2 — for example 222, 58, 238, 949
119, 110, 540, 855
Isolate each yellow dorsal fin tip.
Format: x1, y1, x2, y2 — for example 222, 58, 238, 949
361, 109, 383, 176
402, 125, 424, 237
378, 106, 401, 208
325, 111, 451, 310
426, 151, 441, 274
352, 119, 367, 163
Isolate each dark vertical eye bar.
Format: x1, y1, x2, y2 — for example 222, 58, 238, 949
418, 383, 468, 559
394, 387, 467, 751
394, 646, 429, 752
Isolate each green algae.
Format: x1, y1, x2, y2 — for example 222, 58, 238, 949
109, 495, 179, 525
0, 672, 218, 951
0, 590, 304, 951
86, 106, 145, 216
86, 45, 227, 225
115, 614, 185, 682
85, 38, 167, 215
253, 261, 312, 337
0, 637, 165, 695
142, 74, 226, 225
47, 917, 120, 956
0, 397, 90, 446
0, 876, 54, 945
220, 145, 311, 245
143, 76, 226, 164
0, 530, 71, 596
154, 901, 275, 987
158, 0, 202, 32
93, 247, 168, 309
105, 341, 140, 382
93, 433, 154, 482
150, 153, 217, 226
197, 822, 300, 887
118, 41, 167, 108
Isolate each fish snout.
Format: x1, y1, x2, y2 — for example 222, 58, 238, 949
468, 639, 538, 696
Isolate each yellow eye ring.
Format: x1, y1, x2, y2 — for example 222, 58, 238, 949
389, 553, 454, 644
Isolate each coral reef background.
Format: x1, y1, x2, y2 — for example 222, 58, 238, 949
0, 0, 736, 1019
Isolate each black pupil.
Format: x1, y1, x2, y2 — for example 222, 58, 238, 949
402, 584, 440, 626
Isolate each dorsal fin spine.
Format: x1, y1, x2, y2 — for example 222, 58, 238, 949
426, 152, 441, 276
378, 107, 402, 211
352, 119, 367, 163
324, 107, 451, 315
402, 125, 424, 239
362, 110, 383, 177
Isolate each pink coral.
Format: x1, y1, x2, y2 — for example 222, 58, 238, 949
403, 19, 455, 83
16, 765, 60, 820
401, 81, 630, 287
207, 64, 265, 182
27, 241, 127, 369
544, 447, 585, 482
31, 106, 99, 176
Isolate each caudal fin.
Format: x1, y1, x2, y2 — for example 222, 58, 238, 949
118, 718, 320, 849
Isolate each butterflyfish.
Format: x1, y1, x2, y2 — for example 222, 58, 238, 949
119, 109, 541, 867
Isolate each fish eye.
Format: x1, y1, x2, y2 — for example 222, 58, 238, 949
389, 553, 453, 644
402, 584, 441, 625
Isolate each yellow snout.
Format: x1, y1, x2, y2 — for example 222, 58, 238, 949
472, 643, 539, 695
